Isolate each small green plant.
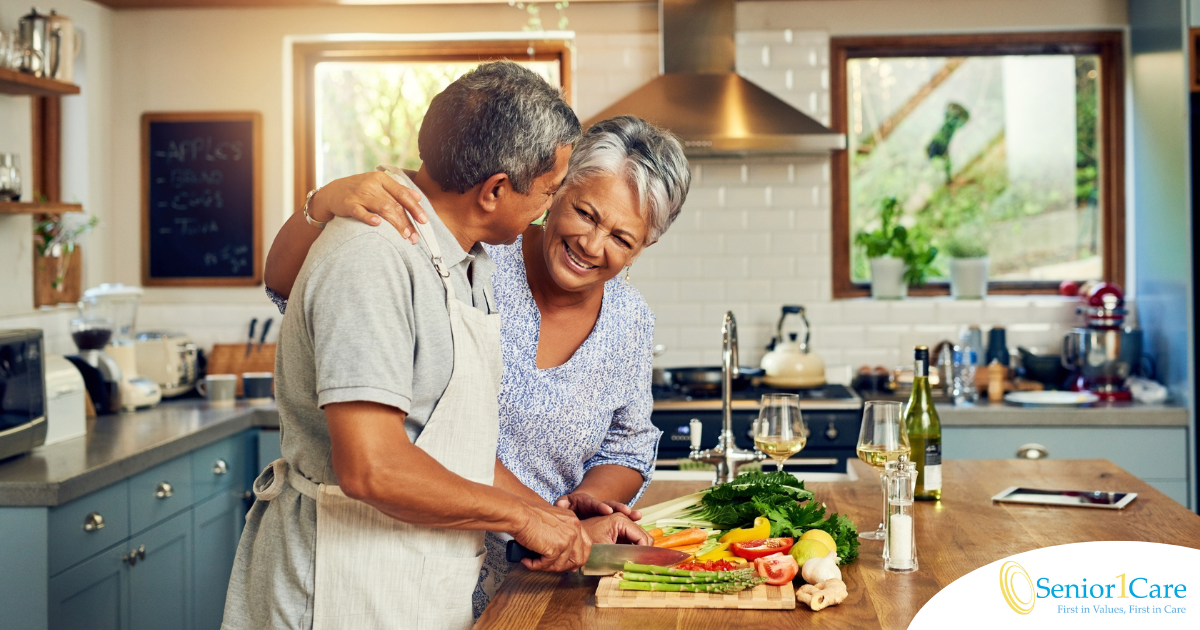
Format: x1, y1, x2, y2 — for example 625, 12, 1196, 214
942, 237, 988, 259
34, 213, 98, 289
854, 197, 938, 285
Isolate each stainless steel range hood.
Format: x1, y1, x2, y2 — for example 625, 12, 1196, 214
582, 0, 846, 156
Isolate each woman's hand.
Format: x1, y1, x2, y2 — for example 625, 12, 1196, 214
581, 513, 654, 546
310, 171, 427, 244
556, 492, 642, 521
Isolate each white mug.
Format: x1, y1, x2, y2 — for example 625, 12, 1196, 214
197, 374, 237, 408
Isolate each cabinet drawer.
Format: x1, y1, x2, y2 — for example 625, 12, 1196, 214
130, 456, 194, 535
49, 481, 130, 576
193, 434, 248, 501
942, 427, 1188, 480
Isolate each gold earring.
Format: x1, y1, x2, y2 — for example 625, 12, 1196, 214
624, 265, 631, 282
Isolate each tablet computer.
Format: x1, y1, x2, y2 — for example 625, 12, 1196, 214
992, 486, 1137, 510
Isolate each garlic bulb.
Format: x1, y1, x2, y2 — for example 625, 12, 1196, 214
801, 550, 841, 585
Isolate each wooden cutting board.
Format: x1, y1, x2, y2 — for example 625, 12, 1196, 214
595, 576, 796, 610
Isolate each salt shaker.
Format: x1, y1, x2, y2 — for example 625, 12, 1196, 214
884, 458, 918, 572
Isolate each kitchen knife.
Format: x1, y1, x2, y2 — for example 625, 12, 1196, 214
505, 540, 690, 576
244, 318, 257, 358
258, 318, 273, 351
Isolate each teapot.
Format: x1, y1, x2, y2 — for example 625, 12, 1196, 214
760, 305, 826, 388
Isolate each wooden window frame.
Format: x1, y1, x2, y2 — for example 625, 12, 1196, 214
830, 31, 1126, 298
291, 40, 573, 213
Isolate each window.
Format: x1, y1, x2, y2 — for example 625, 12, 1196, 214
830, 33, 1125, 297
293, 40, 571, 210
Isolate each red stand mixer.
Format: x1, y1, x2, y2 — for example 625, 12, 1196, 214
1061, 282, 1143, 401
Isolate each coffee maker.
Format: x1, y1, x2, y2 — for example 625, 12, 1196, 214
1061, 283, 1142, 401
76, 284, 162, 411
65, 308, 123, 414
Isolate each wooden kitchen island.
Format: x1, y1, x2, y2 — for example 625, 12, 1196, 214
476, 459, 1200, 629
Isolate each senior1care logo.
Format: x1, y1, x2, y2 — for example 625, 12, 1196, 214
911, 541, 1200, 629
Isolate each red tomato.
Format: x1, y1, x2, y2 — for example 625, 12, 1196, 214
731, 537, 794, 560
754, 553, 799, 586
1059, 280, 1080, 297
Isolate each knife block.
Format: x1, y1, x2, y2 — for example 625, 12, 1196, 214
206, 343, 276, 397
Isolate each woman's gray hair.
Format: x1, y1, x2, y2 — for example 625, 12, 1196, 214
563, 116, 690, 243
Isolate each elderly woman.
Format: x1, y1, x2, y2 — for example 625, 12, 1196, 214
265, 115, 689, 614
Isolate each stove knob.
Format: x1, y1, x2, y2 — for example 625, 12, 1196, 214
824, 422, 838, 440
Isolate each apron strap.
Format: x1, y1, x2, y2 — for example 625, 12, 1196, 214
252, 457, 320, 501
375, 165, 458, 302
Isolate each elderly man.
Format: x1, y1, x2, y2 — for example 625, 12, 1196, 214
222, 62, 592, 630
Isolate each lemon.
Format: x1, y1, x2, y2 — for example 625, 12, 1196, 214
789, 539, 831, 567
800, 529, 837, 555
719, 516, 770, 544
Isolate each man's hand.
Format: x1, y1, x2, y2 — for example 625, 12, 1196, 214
311, 171, 427, 243
582, 513, 654, 546
556, 492, 642, 521
511, 502, 592, 573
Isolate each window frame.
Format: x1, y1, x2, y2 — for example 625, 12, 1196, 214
291, 40, 573, 213
829, 31, 1126, 298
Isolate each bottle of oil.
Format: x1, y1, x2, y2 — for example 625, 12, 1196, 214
905, 346, 942, 500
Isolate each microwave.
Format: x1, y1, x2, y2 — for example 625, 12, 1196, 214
0, 329, 47, 461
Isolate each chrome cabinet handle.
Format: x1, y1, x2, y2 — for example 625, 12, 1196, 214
155, 482, 174, 499
137, 545, 146, 560
1016, 443, 1049, 460
212, 459, 228, 475
824, 422, 839, 440
123, 550, 137, 566
84, 512, 105, 532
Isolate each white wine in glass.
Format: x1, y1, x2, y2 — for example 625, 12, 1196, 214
856, 400, 910, 540
753, 394, 806, 472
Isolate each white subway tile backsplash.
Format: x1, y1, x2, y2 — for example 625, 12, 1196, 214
725, 187, 771, 208
770, 279, 821, 302
726, 280, 773, 301
748, 164, 794, 185
749, 257, 797, 278
725, 233, 772, 255
820, 326, 867, 349
703, 164, 748, 185
746, 210, 794, 231
698, 209, 748, 232
771, 186, 822, 208
770, 232, 818, 255
702, 257, 750, 279
679, 280, 727, 301
656, 257, 706, 279
936, 300, 986, 325
676, 233, 724, 254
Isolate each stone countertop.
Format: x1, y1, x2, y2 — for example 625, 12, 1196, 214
0, 400, 279, 507
935, 400, 1188, 427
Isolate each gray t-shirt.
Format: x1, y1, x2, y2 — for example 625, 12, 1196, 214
222, 189, 495, 630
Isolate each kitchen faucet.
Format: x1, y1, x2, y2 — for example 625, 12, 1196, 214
688, 311, 765, 485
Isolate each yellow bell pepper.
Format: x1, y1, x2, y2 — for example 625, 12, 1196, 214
695, 542, 731, 561
718, 516, 770, 544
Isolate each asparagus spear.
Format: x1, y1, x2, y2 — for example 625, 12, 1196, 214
621, 571, 758, 584
621, 562, 753, 579
618, 580, 757, 594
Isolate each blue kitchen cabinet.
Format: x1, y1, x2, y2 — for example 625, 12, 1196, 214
193, 491, 245, 630
12, 429, 265, 630
943, 426, 1191, 505
48, 543, 129, 630
129, 511, 193, 630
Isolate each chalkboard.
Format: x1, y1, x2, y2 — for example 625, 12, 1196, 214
141, 112, 262, 286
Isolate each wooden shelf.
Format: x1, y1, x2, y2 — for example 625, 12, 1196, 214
0, 68, 81, 97
0, 201, 83, 214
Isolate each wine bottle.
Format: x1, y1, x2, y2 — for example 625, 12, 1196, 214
905, 345, 943, 500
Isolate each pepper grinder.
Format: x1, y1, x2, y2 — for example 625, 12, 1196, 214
884, 458, 918, 572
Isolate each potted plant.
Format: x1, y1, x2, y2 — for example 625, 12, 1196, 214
34, 212, 98, 297
855, 198, 938, 299
943, 229, 989, 299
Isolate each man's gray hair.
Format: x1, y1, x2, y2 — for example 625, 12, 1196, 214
419, 60, 580, 194
562, 116, 690, 243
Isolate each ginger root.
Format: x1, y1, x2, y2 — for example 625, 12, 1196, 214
795, 578, 848, 611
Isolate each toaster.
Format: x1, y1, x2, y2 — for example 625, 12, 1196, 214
135, 332, 199, 398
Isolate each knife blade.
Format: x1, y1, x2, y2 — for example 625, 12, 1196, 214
505, 540, 691, 576
258, 318, 273, 351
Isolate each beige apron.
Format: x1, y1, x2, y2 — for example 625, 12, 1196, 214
255, 170, 503, 630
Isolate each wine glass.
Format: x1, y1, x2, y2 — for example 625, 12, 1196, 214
855, 401, 910, 540
752, 393, 807, 472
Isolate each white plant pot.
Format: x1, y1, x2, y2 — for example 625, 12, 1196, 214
949, 256, 989, 299
869, 256, 907, 300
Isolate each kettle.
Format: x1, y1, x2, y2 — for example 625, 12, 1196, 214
760, 305, 826, 388
17, 7, 49, 77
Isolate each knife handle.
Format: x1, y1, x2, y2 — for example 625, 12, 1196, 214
505, 539, 541, 563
